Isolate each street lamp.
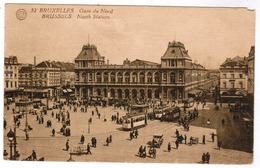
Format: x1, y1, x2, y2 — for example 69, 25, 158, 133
7, 129, 15, 160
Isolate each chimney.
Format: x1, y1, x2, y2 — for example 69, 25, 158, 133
34, 56, 36, 66
107, 59, 109, 65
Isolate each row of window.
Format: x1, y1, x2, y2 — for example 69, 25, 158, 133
5, 73, 17, 78
222, 81, 243, 89
222, 73, 243, 79
5, 66, 18, 70
5, 81, 18, 88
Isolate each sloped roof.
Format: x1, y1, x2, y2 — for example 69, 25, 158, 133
161, 41, 191, 59
75, 44, 103, 60
19, 66, 32, 73
130, 59, 160, 66
51, 61, 74, 71
35, 61, 60, 68
220, 56, 246, 67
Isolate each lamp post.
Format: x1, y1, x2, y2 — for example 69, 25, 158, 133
13, 115, 17, 160
7, 129, 15, 160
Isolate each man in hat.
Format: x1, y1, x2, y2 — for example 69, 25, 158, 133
66, 139, 70, 151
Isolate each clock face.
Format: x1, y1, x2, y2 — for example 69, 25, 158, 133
16, 9, 27, 20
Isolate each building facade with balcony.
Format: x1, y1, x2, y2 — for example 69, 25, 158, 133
219, 56, 248, 97
74, 41, 211, 101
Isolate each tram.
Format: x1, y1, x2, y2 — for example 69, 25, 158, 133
154, 106, 171, 119
122, 104, 149, 130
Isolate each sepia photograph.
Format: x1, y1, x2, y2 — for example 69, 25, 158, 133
2, 2, 256, 165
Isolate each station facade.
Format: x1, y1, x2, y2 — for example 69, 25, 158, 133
74, 41, 211, 101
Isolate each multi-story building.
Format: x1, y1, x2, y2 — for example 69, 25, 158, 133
247, 46, 255, 95
219, 56, 248, 97
4, 56, 20, 97
19, 61, 61, 98
74, 41, 211, 101
51, 61, 75, 88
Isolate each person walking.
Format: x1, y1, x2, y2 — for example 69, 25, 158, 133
202, 135, 205, 144
205, 152, 210, 163
109, 135, 112, 143
211, 132, 215, 142
106, 137, 110, 146
86, 143, 92, 155
202, 153, 206, 164
80, 135, 85, 144
4, 119, 7, 129
218, 140, 222, 150
66, 139, 70, 151
184, 134, 187, 144
168, 142, 171, 152
31, 150, 37, 161
175, 140, 179, 149
52, 129, 55, 137
138, 146, 143, 157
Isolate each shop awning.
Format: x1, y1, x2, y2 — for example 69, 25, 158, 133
63, 89, 67, 93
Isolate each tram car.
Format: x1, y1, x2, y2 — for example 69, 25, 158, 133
122, 112, 147, 130
160, 107, 181, 122
122, 104, 149, 130
154, 106, 171, 119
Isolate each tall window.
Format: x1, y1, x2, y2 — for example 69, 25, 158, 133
170, 72, 175, 83
231, 74, 234, 79
239, 82, 243, 88
110, 72, 115, 83
139, 72, 145, 84
179, 72, 183, 82
132, 72, 137, 83
239, 74, 243, 78
154, 72, 159, 83
103, 72, 108, 83
118, 72, 123, 83
163, 73, 167, 82
97, 72, 101, 83
147, 72, 152, 83
231, 82, 235, 88
125, 72, 130, 84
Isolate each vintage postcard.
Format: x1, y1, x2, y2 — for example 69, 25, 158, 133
3, 3, 255, 165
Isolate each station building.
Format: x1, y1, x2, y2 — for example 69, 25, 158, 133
74, 41, 212, 101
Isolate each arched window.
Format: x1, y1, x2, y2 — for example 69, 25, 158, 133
110, 72, 115, 83
132, 72, 137, 83
147, 72, 152, 83
139, 72, 145, 84
118, 72, 123, 83
104, 72, 108, 83
125, 72, 130, 84
179, 72, 183, 82
97, 72, 101, 83
154, 72, 159, 83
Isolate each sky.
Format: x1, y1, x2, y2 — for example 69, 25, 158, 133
5, 4, 255, 69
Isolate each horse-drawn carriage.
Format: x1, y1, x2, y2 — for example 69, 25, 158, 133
69, 145, 87, 155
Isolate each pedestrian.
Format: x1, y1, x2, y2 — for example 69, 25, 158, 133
135, 129, 138, 139
143, 146, 147, 158
86, 143, 92, 155
175, 140, 179, 149
175, 129, 179, 137
31, 150, 37, 161
190, 136, 193, 145
138, 146, 143, 157
184, 134, 187, 144
205, 152, 210, 163
211, 132, 215, 142
106, 137, 110, 146
66, 139, 70, 151
52, 129, 55, 137
4, 119, 7, 129
168, 142, 171, 152
130, 131, 133, 140
80, 135, 85, 144
109, 135, 112, 143
202, 153, 206, 164
218, 140, 222, 150
202, 135, 205, 144
25, 131, 29, 141
51, 111, 54, 117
